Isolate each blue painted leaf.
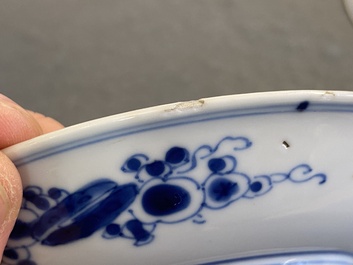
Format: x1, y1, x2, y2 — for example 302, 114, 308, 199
41, 183, 138, 246
32, 179, 118, 240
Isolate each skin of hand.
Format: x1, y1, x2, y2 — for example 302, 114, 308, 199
0, 94, 64, 261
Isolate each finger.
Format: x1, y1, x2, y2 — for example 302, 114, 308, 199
27, 110, 64, 134
0, 94, 43, 149
0, 152, 22, 260
0, 94, 63, 261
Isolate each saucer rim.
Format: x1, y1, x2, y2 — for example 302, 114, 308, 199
3, 90, 353, 166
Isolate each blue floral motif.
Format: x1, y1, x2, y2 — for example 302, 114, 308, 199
3, 136, 326, 265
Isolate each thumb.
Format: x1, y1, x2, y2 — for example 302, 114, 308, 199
0, 152, 22, 260
0, 94, 59, 260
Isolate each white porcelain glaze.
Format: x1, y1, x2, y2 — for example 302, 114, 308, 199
2, 90, 353, 265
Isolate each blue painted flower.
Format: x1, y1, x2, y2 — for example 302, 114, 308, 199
130, 176, 203, 224
203, 172, 250, 209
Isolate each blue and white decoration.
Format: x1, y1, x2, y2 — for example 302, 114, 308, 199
3, 136, 326, 265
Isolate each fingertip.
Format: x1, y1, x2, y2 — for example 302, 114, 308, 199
27, 110, 64, 134
0, 99, 43, 149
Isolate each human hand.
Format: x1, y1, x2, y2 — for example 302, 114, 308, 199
0, 94, 63, 261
